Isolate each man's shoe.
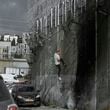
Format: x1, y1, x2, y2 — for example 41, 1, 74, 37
58, 77, 62, 80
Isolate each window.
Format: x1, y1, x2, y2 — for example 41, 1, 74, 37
24, 49, 26, 53
18, 86, 34, 92
25, 44, 26, 48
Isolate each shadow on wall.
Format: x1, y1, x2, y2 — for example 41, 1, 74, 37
74, 8, 96, 110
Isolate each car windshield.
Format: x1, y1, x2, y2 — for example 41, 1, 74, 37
0, 80, 10, 101
18, 86, 34, 92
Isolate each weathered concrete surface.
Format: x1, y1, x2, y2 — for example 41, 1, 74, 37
30, 23, 78, 109
27, 0, 110, 110
96, 9, 110, 110
20, 106, 68, 110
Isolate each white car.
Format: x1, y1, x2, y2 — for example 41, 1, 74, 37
0, 74, 19, 84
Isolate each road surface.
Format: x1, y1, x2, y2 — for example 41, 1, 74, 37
20, 106, 68, 110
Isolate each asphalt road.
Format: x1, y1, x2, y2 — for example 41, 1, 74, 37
20, 106, 68, 110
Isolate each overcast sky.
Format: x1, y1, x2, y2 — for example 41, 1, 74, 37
0, 0, 29, 35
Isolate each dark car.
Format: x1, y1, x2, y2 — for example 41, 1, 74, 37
12, 84, 41, 106
0, 75, 19, 110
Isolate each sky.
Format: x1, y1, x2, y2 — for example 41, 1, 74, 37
0, 0, 29, 35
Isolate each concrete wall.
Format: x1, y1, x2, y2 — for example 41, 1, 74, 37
30, 25, 78, 108
96, 10, 110, 110
27, 0, 110, 110
27, 0, 96, 109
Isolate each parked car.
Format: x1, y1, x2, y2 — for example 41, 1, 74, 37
0, 74, 19, 84
12, 84, 41, 106
0, 75, 19, 110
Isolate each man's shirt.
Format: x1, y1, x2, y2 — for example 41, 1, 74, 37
54, 53, 60, 65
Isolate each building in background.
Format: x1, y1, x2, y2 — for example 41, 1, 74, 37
0, 41, 11, 59
0, 34, 30, 59
0, 34, 30, 75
